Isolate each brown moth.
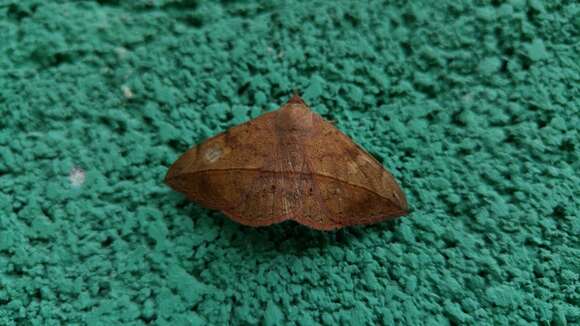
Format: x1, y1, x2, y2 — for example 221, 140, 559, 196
165, 95, 408, 230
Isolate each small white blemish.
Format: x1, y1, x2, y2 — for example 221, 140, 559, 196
204, 146, 223, 163
267, 47, 284, 58
115, 46, 129, 58
69, 167, 85, 188
347, 161, 358, 174
122, 85, 133, 99
462, 93, 473, 103
356, 154, 372, 166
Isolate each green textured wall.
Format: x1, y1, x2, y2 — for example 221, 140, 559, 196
1, 0, 579, 325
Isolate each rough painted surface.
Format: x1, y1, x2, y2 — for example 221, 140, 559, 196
0, 0, 578, 325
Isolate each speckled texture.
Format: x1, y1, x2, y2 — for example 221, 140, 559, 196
0, 0, 578, 325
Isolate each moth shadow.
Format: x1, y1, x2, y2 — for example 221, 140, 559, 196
241, 221, 348, 253
165, 194, 400, 258
223, 217, 401, 256
164, 197, 336, 252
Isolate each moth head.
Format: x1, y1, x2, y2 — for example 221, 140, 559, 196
277, 104, 315, 133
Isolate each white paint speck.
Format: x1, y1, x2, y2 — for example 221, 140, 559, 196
122, 85, 134, 99
69, 167, 85, 188
115, 46, 128, 58
462, 93, 473, 103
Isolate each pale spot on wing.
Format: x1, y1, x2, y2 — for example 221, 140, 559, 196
204, 146, 223, 163
356, 154, 374, 166
347, 160, 358, 175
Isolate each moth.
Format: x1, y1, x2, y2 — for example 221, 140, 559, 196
165, 95, 408, 230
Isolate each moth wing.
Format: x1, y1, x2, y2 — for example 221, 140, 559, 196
165, 111, 278, 180
299, 114, 408, 227
165, 110, 295, 227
